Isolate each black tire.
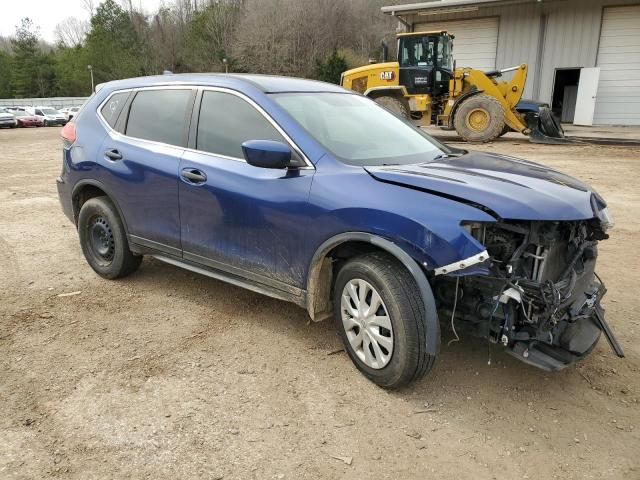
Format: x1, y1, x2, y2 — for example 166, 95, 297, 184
374, 95, 411, 120
454, 94, 506, 143
498, 125, 511, 137
539, 106, 564, 138
333, 252, 437, 389
78, 196, 142, 279
44, 120, 49, 127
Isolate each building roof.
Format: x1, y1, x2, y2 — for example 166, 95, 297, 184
381, 0, 513, 15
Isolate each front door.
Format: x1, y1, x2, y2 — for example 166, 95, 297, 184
178, 89, 314, 289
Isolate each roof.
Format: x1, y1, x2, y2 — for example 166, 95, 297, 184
396, 30, 451, 37
97, 73, 346, 94
381, 0, 512, 15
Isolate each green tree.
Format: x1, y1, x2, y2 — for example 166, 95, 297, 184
315, 50, 348, 84
54, 45, 91, 96
85, 0, 143, 83
10, 18, 47, 97
0, 50, 12, 97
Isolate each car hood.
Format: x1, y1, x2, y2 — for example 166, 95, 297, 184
364, 151, 599, 221
0, 113, 14, 119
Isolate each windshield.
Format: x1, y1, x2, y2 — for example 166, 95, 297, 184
42, 108, 59, 115
399, 36, 435, 68
271, 93, 447, 166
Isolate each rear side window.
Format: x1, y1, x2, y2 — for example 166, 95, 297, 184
126, 89, 193, 146
197, 91, 287, 159
100, 92, 129, 128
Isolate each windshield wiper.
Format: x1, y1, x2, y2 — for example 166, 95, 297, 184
432, 151, 466, 161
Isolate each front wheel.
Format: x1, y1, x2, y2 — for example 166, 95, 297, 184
454, 94, 506, 143
78, 196, 142, 279
333, 252, 436, 389
374, 95, 411, 120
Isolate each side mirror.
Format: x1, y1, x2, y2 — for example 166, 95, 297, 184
241, 140, 292, 169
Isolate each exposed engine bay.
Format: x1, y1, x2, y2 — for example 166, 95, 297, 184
433, 220, 624, 370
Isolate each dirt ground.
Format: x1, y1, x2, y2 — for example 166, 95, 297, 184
1, 127, 639, 479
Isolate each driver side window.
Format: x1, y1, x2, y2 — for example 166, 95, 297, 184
196, 90, 302, 165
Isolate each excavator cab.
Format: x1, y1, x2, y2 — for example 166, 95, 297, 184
396, 31, 453, 97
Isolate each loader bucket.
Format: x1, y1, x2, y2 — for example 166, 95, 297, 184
518, 103, 574, 144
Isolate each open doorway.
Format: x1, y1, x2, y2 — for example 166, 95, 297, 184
551, 68, 581, 123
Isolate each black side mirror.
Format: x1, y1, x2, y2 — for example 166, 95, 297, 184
241, 140, 292, 169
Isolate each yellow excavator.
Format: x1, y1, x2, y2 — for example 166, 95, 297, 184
341, 31, 565, 143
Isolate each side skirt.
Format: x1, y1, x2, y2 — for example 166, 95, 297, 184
151, 253, 307, 308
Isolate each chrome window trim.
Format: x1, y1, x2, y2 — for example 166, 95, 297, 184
96, 85, 314, 170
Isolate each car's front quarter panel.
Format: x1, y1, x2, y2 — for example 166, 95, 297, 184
307, 155, 496, 275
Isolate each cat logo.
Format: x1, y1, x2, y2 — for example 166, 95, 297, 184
379, 71, 395, 81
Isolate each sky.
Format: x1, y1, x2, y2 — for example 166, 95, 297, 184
0, 0, 165, 43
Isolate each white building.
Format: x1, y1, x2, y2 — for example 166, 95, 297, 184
382, 0, 640, 126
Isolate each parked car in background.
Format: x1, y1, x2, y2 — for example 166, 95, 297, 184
12, 110, 44, 127
57, 74, 622, 388
0, 108, 17, 128
26, 106, 67, 126
61, 106, 81, 120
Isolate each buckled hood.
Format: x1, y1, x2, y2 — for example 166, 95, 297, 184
365, 151, 599, 221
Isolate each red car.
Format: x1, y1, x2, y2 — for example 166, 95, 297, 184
13, 110, 44, 127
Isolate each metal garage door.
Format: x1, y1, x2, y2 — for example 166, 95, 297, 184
594, 5, 640, 125
414, 17, 499, 71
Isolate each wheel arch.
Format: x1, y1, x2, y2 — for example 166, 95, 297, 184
447, 89, 484, 129
71, 180, 130, 236
306, 232, 440, 356
363, 86, 409, 99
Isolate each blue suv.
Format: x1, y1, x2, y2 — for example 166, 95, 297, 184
57, 74, 622, 388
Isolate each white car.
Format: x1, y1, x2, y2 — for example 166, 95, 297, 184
0, 107, 17, 128
60, 106, 81, 120
26, 106, 68, 126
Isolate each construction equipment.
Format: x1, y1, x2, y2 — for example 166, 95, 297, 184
341, 31, 565, 143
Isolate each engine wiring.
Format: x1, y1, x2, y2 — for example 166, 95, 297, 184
447, 277, 461, 347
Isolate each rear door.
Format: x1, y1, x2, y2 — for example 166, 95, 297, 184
178, 88, 315, 289
98, 87, 195, 255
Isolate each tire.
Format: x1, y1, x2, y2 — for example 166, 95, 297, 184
374, 95, 411, 120
539, 106, 564, 138
44, 120, 49, 127
333, 252, 437, 389
78, 196, 142, 279
454, 94, 506, 143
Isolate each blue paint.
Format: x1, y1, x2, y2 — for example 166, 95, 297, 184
57, 73, 604, 290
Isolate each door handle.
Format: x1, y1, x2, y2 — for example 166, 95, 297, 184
181, 168, 207, 184
104, 149, 123, 161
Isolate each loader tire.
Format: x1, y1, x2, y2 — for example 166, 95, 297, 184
454, 94, 505, 143
374, 95, 411, 120
539, 106, 564, 138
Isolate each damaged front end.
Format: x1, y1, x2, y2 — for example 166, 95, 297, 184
432, 219, 624, 371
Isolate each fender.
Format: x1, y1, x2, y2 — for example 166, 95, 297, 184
446, 88, 484, 129
363, 85, 409, 98
306, 232, 440, 357
71, 178, 131, 237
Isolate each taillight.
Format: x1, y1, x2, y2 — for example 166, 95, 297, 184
61, 121, 76, 148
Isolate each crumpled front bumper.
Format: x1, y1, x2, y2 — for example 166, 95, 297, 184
507, 281, 624, 371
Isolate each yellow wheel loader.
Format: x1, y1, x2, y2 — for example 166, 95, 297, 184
341, 31, 566, 143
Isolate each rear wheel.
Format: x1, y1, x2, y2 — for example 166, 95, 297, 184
78, 196, 142, 279
333, 252, 436, 389
374, 95, 411, 120
454, 94, 505, 143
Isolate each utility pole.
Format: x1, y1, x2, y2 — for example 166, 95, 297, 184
88, 65, 94, 93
